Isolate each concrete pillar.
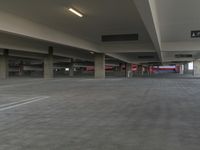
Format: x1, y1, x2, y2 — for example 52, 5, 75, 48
142, 66, 146, 76
19, 60, 24, 76
44, 47, 53, 79
126, 63, 132, 78
193, 60, 200, 77
179, 64, 184, 75
157, 66, 159, 73
119, 63, 124, 72
184, 63, 189, 74
69, 58, 74, 77
148, 66, 152, 76
0, 49, 9, 79
137, 65, 143, 76
95, 53, 105, 79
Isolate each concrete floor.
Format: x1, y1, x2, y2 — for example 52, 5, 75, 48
0, 77, 200, 150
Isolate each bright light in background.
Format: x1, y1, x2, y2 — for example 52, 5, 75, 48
65, 68, 69, 71
68, 8, 83, 17
189, 62, 193, 70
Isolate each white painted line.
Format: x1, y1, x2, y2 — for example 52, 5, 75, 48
0, 96, 44, 108
0, 78, 70, 89
0, 96, 49, 111
0, 82, 46, 89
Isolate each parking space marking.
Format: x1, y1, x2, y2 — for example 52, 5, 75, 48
0, 96, 44, 108
0, 96, 49, 111
0, 81, 46, 89
0, 78, 74, 89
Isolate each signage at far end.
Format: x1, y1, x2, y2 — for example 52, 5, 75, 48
191, 30, 200, 38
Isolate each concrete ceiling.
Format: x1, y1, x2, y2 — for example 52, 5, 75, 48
0, 31, 94, 61
154, 0, 200, 62
0, 0, 200, 64
0, 0, 150, 43
156, 0, 200, 42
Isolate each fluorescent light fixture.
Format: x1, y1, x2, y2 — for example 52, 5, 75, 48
68, 8, 83, 17
65, 68, 69, 71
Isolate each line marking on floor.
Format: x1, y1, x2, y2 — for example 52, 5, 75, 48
0, 78, 75, 89
0, 96, 44, 108
0, 96, 49, 112
0, 82, 46, 89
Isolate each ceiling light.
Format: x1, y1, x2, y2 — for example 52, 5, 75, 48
68, 8, 83, 18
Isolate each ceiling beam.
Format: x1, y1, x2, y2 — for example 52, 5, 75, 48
133, 0, 162, 61
0, 32, 93, 61
162, 41, 200, 52
0, 11, 100, 53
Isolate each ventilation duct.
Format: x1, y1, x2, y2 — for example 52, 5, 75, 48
138, 56, 155, 59
175, 54, 192, 58
102, 34, 138, 42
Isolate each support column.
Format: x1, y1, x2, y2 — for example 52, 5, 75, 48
179, 64, 184, 75
137, 65, 143, 76
119, 63, 124, 72
157, 66, 160, 73
148, 66, 152, 76
184, 63, 189, 74
193, 60, 200, 77
44, 47, 53, 79
19, 60, 24, 76
126, 63, 132, 78
0, 49, 9, 79
69, 58, 74, 77
95, 53, 105, 79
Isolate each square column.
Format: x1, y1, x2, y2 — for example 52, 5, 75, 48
95, 53, 105, 79
119, 63, 124, 72
44, 47, 54, 79
126, 63, 132, 78
184, 63, 189, 74
148, 66, 152, 76
69, 58, 74, 77
19, 60, 24, 76
179, 64, 184, 75
137, 65, 143, 76
193, 60, 200, 77
0, 49, 9, 79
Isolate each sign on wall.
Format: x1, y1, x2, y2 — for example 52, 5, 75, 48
191, 30, 200, 38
